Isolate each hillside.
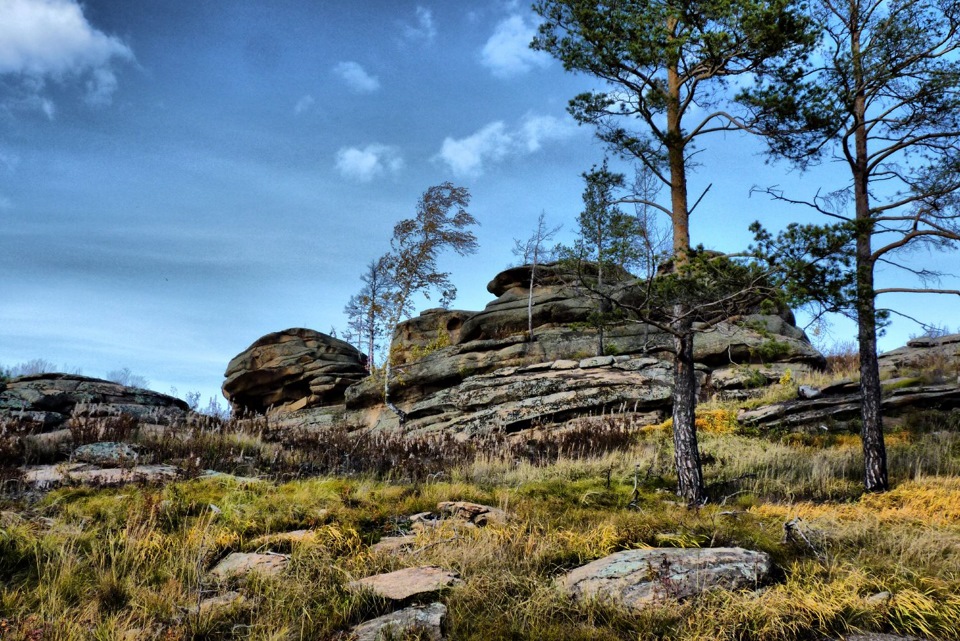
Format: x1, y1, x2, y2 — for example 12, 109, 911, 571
1, 267, 959, 640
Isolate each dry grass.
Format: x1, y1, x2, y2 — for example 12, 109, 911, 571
1, 399, 960, 639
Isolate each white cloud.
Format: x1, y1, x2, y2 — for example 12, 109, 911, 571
518, 113, 579, 152
293, 94, 315, 115
335, 144, 403, 182
436, 122, 512, 177
333, 61, 380, 93
0, 0, 134, 108
403, 6, 436, 43
435, 113, 578, 177
480, 14, 551, 78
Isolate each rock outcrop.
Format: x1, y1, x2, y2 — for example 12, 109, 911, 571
222, 328, 368, 414
225, 264, 825, 436
0, 373, 189, 431
740, 333, 960, 430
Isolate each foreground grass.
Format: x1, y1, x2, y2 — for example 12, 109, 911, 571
1, 421, 959, 640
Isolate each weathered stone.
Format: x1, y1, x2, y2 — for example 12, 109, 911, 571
208, 552, 288, 581
437, 501, 508, 526
878, 333, 960, 377
346, 566, 462, 602
0, 374, 188, 432
350, 602, 446, 641
187, 591, 246, 617
740, 382, 960, 430
579, 356, 615, 369
222, 328, 367, 414
21, 463, 180, 488
560, 547, 772, 611
371, 535, 418, 554
73, 442, 140, 466
249, 529, 318, 549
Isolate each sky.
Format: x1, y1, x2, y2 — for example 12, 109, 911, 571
2, 0, 959, 408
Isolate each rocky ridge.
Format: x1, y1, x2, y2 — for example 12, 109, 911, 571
224, 263, 825, 437
0, 373, 188, 431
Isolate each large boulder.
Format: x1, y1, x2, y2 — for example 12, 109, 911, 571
222, 328, 367, 414
560, 547, 772, 611
0, 373, 189, 431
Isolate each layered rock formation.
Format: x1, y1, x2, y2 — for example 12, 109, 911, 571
222, 328, 368, 414
0, 373, 189, 430
224, 264, 825, 436
740, 332, 960, 430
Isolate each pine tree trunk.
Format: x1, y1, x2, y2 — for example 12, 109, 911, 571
850, 6, 888, 492
672, 317, 706, 505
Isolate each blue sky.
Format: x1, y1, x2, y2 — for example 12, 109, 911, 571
2, 0, 958, 406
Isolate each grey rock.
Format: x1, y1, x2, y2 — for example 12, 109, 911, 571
0, 374, 188, 432
21, 463, 180, 489
208, 552, 288, 581
350, 602, 446, 641
560, 547, 772, 611
347, 566, 462, 602
798, 385, 822, 399
73, 441, 139, 466
579, 356, 615, 369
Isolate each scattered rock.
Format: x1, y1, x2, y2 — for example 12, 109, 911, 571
347, 566, 462, 602
864, 591, 892, 606
249, 529, 318, 549
560, 547, 772, 611
21, 463, 180, 489
208, 552, 288, 581
350, 602, 447, 641
437, 501, 508, 526
187, 591, 246, 617
73, 441, 140, 466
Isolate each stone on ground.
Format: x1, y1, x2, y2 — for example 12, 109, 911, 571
347, 566, 462, 602
350, 602, 447, 641
208, 552, 288, 581
560, 547, 772, 611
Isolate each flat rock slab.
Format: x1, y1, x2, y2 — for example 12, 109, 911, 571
351, 602, 446, 641
249, 529, 318, 548
347, 566, 462, 602
560, 547, 772, 611
22, 463, 180, 488
208, 552, 288, 581
73, 442, 140, 466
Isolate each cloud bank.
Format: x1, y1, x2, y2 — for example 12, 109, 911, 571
435, 113, 578, 177
335, 144, 404, 182
0, 0, 134, 109
480, 14, 551, 78
333, 61, 380, 93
